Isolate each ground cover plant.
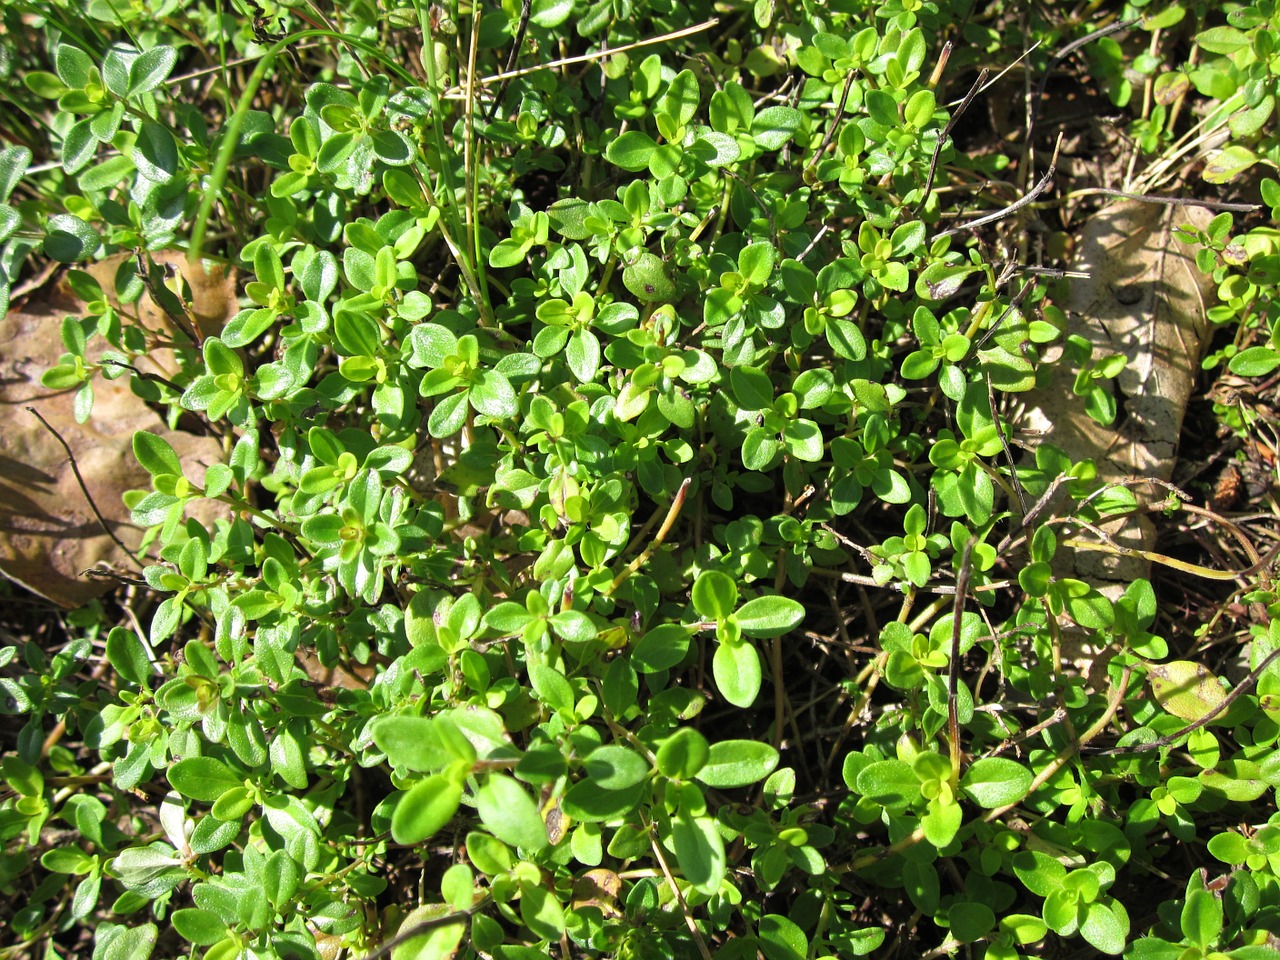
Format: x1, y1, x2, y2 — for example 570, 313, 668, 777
2, 0, 1280, 957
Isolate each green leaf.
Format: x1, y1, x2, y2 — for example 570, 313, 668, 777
134, 122, 178, 182
656, 69, 700, 132
61, 119, 97, 175
1202, 759, 1267, 801
738, 242, 775, 286
372, 716, 451, 772
531, 0, 574, 27
915, 262, 981, 302
42, 362, 85, 391
528, 662, 575, 714
475, 774, 548, 852
960, 758, 1033, 808
1124, 938, 1182, 960
391, 772, 465, 845
1181, 879, 1223, 950
839, 927, 886, 956
904, 860, 940, 914
856, 759, 920, 808
466, 832, 514, 876
865, 88, 898, 126
904, 89, 936, 129
481, 601, 534, 635
41, 847, 93, 874
127, 45, 177, 96
429, 391, 469, 438
106, 627, 151, 686
560, 780, 645, 822
752, 106, 802, 150
949, 902, 996, 943
692, 570, 738, 620
334, 309, 379, 359
44, 213, 99, 262
921, 795, 962, 847
1000, 914, 1048, 946
1018, 561, 1052, 597
605, 131, 660, 172
1012, 850, 1067, 897
713, 639, 762, 708
488, 236, 530, 268
655, 728, 709, 780
730, 365, 774, 410
518, 881, 566, 941
565, 328, 600, 382
759, 914, 807, 960
172, 908, 226, 947
547, 197, 592, 239
133, 432, 182, 479
1223, 100, 1261, 135
1042, 889, 1078, 935
696, 740, 779, 788
877, 261, 909, 292
101, 47, 132, 98
690, 132, 741, 167
742, 427, 780, 470
1206, 831, 1249, 865
585, 744, 652, 789
111, 845, 187, 899
792, 369, 833, 408
390, 903, 466, 960
671, 806, 725, 894
1195, 25, 1251, 54
25, 70, 68, 99
210, 784, 254, 821
168, 757, 242, 803
54, 45, 96, 88
632, 623, 692, 672
407, 323, 458, 368
1080, 900, 1129, 955
782, 418, 823, 461
735, 595, 804, 637
900, 350, 939, 380
222, 308, 277, 348
1061, 580, 1114, 629
622, 252, 675, 303
78, 154, 136, 192
99, 923, 159, 960
0, 144, 30, 200
1228, 347, 1280, 378
826, 318, 867, 360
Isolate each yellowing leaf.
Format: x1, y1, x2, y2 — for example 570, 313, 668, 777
1146, 660, 1226, 722
1203, 143, 1258, 184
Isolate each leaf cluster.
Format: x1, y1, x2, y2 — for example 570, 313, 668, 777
3, 2, 1280, 960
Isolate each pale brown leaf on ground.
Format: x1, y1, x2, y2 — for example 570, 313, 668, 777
0, 295, 227, 608
1021, 199, 1215, 589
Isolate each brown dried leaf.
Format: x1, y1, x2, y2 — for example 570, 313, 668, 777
1022, 200, 1215, 588
571, 869, 623, 916
0, 299, 226, 607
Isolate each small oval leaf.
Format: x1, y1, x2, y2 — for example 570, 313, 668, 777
960, 757, 1033, 808
696, 740, 779, 788
391, 773, 464, 845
